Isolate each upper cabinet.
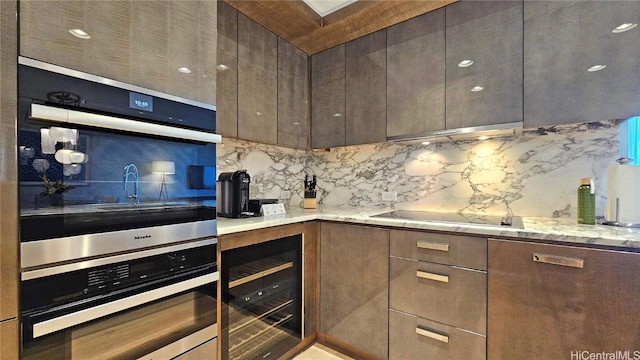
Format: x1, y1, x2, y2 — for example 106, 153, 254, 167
216, 1, 239, 138
216, 6, 309, 148
386, 8, 446, 138
237, 13, 278, 144
278, 39, 310, 149
445, 1, 523, 129
311, 30, 387, 149
311, 45, 346, 149
345, 30, 387, 146
19, 0, 217, 105
524, 1, 640, 127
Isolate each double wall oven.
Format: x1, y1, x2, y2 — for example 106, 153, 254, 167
17, 57, 221, 359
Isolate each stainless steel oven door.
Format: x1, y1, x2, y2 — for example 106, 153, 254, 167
23, 282, 217, 359
21, 240, 218, 360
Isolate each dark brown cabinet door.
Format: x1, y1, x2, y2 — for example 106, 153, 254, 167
237, 14, 278, 144
345, 30, 387, 146
320, 223, 389, 359
386, 8, 445, 138
0, 319, 18, 360
488, 239, 640, 359
445, 1, 523, 129
311, 45, 346, 149
20, 0, 217, 105
524, 1, 640, 127
216, 1, 239, 138
1, 0, 19, 323
278, 39, 309, 149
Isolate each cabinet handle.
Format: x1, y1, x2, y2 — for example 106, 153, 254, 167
533, 253, 584, 268
416, 240, 450, 252
416, 327, 449, 344
416, 270, 449, 283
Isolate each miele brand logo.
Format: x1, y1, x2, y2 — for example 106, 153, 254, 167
134, 235, 152, 240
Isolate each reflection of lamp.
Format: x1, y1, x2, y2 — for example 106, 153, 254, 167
152, 161, 175, 201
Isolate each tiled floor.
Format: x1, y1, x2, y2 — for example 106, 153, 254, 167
293, 344, 354, 360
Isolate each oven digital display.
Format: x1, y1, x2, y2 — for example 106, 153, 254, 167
129, 92, 153, 112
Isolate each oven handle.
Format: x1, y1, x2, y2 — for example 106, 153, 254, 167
31, 103, 222, 144
31, 272, 218, 338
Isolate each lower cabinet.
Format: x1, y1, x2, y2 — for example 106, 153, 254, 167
320, 222, 389, 359
389, 257, 486, 335
0, 319, 19, 360
389, 310, 485, 360
388, 230, 487, 360
488, 239, 640, 359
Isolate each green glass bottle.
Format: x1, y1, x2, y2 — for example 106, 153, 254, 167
577, 178, 595, 225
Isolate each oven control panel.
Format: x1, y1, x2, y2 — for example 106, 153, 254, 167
21, 244, 216, 312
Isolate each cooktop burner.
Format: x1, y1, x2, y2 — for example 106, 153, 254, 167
371, 210, 524, 229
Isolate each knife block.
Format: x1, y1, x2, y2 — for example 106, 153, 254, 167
303, 197, 316, 209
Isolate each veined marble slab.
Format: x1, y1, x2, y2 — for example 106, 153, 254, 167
218, 121, 620, 219
217, 207, 640, 251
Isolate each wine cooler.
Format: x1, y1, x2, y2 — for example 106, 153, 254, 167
221, 234, 302, 360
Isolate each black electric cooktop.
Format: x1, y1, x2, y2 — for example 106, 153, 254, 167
371, 210, 524, 229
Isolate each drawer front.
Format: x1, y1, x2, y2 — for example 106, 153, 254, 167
390, 257, 487, 334
390, 230, 487, 270
389, 310, 486, 360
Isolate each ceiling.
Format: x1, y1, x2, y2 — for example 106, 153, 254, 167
302, 0, 359, 17
223, 0, 457, 55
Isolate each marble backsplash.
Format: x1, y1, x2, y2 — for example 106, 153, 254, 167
218, 121, 619, 218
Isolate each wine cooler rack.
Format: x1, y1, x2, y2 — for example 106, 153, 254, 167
221, 234, 302, 360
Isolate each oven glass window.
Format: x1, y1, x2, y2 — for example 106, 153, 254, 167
22, 284, 217, 360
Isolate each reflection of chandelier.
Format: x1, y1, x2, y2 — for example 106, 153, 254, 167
40, 126, 88, 177
19, 146, 35, 165
32, 158, 50, 173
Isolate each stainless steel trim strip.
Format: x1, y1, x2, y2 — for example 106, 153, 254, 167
137, 324, 217, 360
416, 270, 449, 283
21, 220, 217, 269
533, 253, 584, 269
416, 326, 449, 344
22, 238, 217, 280
416, 240, 450, 252
19, 56, 216, 111
32, 272, 219, 338
31, 104, 222, 144
388, 121, 523, 143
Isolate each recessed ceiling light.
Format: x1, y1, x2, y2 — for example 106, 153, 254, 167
333, 113, 343, 117
178, 67, 192, 74
587, 65, 606, 72
216, 64, 229, 71
471, 86, 484, 92
458, 60, 474, 68
478, 136, 490, 141
256, 111, 263, 116
612, 23, 637, 33
293, 121, 301, 126
69, 29, 91, 39
421, 141, 431, 145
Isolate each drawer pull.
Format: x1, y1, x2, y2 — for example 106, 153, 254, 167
417, 240, 450, 252
416, 270, 449, 283
533, 253, 584, 268
416, 327, 449, 344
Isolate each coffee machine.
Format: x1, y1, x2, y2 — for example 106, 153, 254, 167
217, 170, 251, 218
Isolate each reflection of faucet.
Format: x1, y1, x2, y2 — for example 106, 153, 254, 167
123, 163, 140, 206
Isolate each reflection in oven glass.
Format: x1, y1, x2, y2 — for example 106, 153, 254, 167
23, 286, 216, 360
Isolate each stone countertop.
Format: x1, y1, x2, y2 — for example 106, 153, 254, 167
217, 207, 640, 251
